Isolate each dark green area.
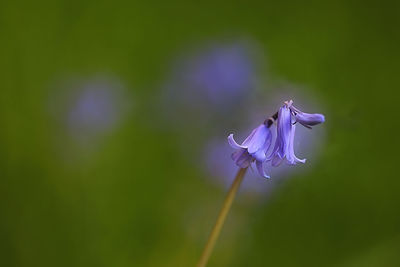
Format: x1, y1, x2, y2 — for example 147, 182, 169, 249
0, 0, 399, 266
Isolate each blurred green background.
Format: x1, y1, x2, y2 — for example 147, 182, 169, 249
1, 0, 399, 266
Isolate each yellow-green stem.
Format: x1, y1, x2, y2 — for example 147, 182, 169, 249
197, 167, 247, 267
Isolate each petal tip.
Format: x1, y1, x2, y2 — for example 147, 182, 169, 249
228, 134, 246, 149
256, 161, 270, 179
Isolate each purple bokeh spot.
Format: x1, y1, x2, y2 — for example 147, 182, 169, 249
69, 88, 117, 131
163, 41, 260, 114
65, 78, 127, 139
186, 44, 255, 105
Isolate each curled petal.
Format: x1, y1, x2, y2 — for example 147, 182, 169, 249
256, 161, 270, 179
228, 134, 247, 149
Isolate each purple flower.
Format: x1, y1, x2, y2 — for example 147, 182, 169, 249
290, 104, 325, 129
203, 139, 272, 194
268, 100, 325, 167
268, 101, 306, 166
228, 99, 325, 178
228, 124, 272, 178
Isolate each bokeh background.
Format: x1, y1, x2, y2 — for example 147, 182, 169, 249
1, 0, 399, 266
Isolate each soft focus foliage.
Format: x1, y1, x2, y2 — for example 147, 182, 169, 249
0, 0, 399, 267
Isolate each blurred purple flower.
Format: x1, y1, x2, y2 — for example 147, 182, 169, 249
228, 124, 272, 178
66, 78, 128, 139
163, 41, 259, 115
185, 43, 256, 106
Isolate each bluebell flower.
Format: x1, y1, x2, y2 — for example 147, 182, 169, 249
228, 99, 325, 178
267, 101, 304, 166
290, 104, 325, 129
269, 100, 325, 166
203, 139, 272, 194
228, 124, 272, 178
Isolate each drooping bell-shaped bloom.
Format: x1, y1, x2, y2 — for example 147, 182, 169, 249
268, 101, 306, 166
228, 99, 325, 178
228, 124, 272, 178
290, 104, 325, 129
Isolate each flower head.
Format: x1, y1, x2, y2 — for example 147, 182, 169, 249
228, 124, 272, 178
228, 99, 325, 178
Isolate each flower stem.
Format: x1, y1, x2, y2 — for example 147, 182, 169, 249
197, 167, 248, 267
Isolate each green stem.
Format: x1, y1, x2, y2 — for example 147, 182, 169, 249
197, 167, 248, 267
